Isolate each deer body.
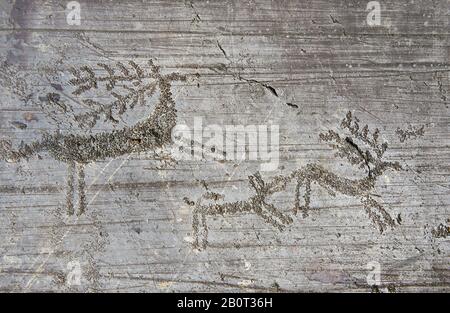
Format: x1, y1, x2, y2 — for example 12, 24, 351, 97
0, 61, 186, 215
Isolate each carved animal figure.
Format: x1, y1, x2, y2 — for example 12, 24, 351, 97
0, 60, 187, 215
186, 112, 402, 249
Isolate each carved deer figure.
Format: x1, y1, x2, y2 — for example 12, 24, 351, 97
186, 112, 402, 249
290, 111, 402, 232
0, 60, 188, 215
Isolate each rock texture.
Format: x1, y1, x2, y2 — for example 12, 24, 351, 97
0, 0, 448, 292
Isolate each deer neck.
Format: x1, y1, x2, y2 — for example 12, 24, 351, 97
145, 79, 177, 135
356, 160, 387, 190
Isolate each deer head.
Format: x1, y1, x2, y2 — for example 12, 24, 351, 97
319, 111, 401, 178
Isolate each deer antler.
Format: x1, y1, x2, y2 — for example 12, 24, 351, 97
69, 60, 160, 95
319, 111, 399, 177
66, 60, 161, 128
340, 111, 387, 158
40, 60, 193, 129
319, 129, 370, 171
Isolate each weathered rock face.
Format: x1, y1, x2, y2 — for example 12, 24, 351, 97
0, 0, 448, 293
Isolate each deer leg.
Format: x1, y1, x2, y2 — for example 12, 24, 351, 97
362, 195, 395, 233
77, 163, 86, 216
192, 209, 201, 249
262, 202, 293, 226
293, 178, 302, 215
258, 208, 287, 231
302, 178, 311, 218
66, 161, 75, 215
253, 201, 286, 231
192, 210, 208, 250
199, 212, 208, 249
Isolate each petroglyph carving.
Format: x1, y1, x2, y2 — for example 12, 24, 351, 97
0, 60, 188, 215
185, 174, 294, 249
395, 125, 425, 143
186, 112, 403, 250
0, 60, 404, 250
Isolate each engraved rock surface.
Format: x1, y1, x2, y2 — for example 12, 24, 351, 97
0, 0, 448, 292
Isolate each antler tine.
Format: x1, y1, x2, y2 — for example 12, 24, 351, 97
319, 129, 341, 143
128, 60, 145, 78
148, 59, 161, 76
